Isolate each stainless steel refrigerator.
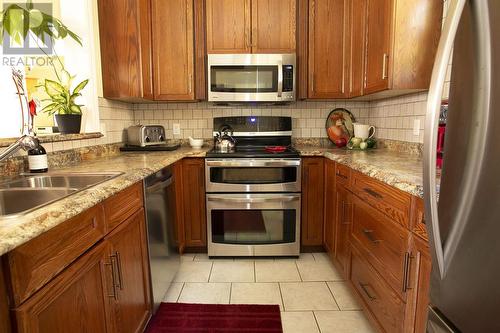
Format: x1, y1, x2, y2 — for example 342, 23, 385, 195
424, 0, 500, 332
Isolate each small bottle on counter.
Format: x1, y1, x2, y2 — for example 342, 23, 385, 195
28, 144, 48, 173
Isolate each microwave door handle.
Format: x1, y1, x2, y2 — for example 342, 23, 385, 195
277, 61, 283, 98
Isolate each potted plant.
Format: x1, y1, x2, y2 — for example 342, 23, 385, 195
1, 1, 87, 134
38, 69, 88, 134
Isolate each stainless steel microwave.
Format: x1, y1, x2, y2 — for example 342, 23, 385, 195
207, 54, 296, 103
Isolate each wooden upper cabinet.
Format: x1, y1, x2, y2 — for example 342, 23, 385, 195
251, 0, 296, 53
347, 0, 367, 97
206, 0, 251, 53
308, 0, 348, 99
363, 0, 443, 96
364, 0, 391, 95
152, 0, 195, 100
206, 0, 296, 54
98, 0, 153, 101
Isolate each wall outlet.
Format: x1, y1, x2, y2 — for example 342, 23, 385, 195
413, 119, 421, 136
173, 123, 181, 135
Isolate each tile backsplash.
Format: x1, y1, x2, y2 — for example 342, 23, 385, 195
133, 101, 371, 141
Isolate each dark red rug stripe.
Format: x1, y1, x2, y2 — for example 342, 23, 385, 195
146, 303, 283, 333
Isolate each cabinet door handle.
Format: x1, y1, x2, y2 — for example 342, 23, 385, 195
402, 252, 414, 292
382, 53, 389, 80
359, 282, 377, 300
363, 187, 383, 199
362, 229, 382, 244
115, 251, 124, 290
105, 259, 118, 300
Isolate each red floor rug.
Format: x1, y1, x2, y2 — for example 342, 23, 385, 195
146, 302, 283, 333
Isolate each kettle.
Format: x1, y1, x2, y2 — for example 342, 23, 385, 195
214, 125, 236, 153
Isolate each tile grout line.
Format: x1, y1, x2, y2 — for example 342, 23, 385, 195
278, 282, 286, 312
229, 282, 233, 304
325, 281, 341, 311
253, 260, 256, 282
294, 260, 304, 282
312, 311, 323, 333
176, 282, 185, 303
207, 261, 214, 282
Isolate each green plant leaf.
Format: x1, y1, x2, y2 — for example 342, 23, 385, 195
69, 104, 82, 115
44, 79, 67, 98
28, 9, 43, 28
72, 79, 89, 95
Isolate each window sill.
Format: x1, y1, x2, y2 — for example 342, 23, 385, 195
0, 132, 104, 148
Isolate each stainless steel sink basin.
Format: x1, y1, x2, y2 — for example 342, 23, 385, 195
0, 172, 123, 218
0, 173, 121, 190
0, 188, 78, 217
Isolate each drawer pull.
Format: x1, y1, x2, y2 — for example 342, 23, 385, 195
115, 252, 124, 290
363, 187, 383, 199
363, 229, 382, 244
403, 252, 414, 292
336, 171, 348, 179
359, 283, 377, 300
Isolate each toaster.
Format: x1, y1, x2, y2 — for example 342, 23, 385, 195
127, 125, 167, 147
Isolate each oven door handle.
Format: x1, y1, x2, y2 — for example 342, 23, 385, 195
206, 160, 301, 167
207, 195, 300, 204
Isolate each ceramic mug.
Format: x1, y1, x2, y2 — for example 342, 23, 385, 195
353, 123, 375, 139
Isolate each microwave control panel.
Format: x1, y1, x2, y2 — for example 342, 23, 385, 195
283, 65, 294, 92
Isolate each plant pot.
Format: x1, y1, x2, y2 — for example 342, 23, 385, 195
55, 114, 81, 134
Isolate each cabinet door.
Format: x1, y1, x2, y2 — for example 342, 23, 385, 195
182, 158, 207, 247
106, 209, 151, 333
324, 159, 336, 256
347, 0, 367, 97
308, 0, 348, 99
364, 0, 392, 94
251, 0, 296, 53
15, 242, 113, 333
152, 0, 195, 100
404, 236, 431, 333
301, 157, 325, 246
98, 0, 153, 101
206, 0, 251, 53
334, 183, 351, 276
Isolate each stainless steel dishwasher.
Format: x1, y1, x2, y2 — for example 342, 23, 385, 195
144, 166, 180, 312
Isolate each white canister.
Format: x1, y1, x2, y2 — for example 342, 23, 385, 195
353, 123, 375, 139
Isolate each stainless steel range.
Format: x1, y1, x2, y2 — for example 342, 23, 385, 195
205, 116, 301, 257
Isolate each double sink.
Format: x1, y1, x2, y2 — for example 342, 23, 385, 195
0, 173, 122, 218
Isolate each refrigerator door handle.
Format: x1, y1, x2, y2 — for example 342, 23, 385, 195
424, 0, 466, 279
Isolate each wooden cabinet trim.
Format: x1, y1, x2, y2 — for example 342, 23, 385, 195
6, 205, 105, 306
182, 158, 207, 247
194, 0, 207, 100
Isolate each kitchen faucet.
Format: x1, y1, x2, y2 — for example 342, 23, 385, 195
0, 134, 40, 162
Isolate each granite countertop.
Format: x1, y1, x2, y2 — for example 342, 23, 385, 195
296, 145, 424, 198
0, 145, 424, 256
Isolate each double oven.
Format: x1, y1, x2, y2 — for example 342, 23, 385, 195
205, 116, 301, 257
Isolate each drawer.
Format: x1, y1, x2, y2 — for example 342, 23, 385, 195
350, 246, 405, 333
411, 197, 428, 240
350, 171, 411, 227
335, 163, 351, 187
104, 182, 144, 231
351, 197, 410, 299
5, 205, 105, 306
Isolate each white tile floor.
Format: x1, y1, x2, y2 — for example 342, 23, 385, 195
163, 252, 376, 333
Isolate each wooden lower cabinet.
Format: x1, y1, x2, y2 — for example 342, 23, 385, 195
323, 159, 336, 255
181, 158, 207, 248
3, 183, 152, 333
319, 161, 431, 333
334, 183, 351, 277
105, 209, 151, 333
301, 157, 325, 247
14, 242, 112, 333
